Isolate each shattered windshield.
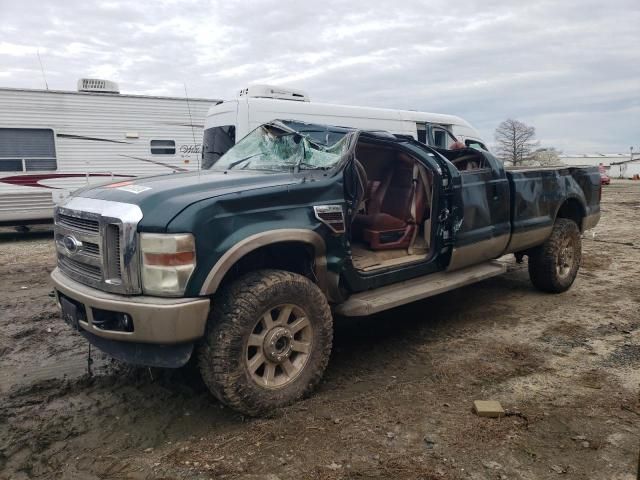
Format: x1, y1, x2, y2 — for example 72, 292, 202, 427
206, 122, 350, 172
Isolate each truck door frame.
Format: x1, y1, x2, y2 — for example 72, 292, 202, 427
340, 138, 454, 293
446, 151, 511, 271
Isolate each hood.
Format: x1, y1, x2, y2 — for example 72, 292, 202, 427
75, 169, 299, 229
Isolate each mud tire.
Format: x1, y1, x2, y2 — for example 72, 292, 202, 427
198, 269, 333, 416
528, 219, 581, 293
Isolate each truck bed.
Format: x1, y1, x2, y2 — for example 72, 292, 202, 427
504, 165, 601, 253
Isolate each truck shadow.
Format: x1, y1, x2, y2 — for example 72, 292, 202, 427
326, 267, 535, 384
123, 267, 535, 408
140, 266, 534, 413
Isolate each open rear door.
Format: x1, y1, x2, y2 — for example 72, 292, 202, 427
406, 140, 464, 259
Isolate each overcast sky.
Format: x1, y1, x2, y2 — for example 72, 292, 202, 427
1, 0, 638, 153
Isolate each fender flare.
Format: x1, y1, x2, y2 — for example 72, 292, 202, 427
554, 195, 587, 231
198, 229, 328, 296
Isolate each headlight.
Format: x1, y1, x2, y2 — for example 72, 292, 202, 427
140, 233, 196, 296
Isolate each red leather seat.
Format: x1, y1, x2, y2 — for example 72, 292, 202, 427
353, 153, 426, 250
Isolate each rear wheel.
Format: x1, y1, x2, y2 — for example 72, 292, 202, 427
528, 218, 581, 293
198, 269, 333, 416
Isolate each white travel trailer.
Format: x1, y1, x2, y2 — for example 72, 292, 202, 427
202, 85, 488, 169
0, 79, 219, 225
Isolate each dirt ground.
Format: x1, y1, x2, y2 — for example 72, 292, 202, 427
1, 180, 639, 480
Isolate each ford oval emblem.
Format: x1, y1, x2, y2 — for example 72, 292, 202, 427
62, 235, 83, 254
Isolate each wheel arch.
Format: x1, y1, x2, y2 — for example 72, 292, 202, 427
199, 229, 328, 296
555, 196, 587, 232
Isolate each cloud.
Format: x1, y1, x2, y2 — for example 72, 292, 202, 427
0, 0, 638, 152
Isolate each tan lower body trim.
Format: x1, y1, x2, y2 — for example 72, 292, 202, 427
337, 261, 506, 316
447, 233, 510, 271
582, 212, 601, 232
504, 225, 553, 253
52, 268, 210, 344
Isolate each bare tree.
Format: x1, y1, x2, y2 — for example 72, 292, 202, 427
494, 119, 539, 166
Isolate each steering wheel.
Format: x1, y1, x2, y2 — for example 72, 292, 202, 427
354, 158, 368, 212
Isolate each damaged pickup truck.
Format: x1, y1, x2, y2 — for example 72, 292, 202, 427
51, 120, 601, 415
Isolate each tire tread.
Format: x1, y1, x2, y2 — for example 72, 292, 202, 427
528, 218, 581, 293
198, 269, 333, 416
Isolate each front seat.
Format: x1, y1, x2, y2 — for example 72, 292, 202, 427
353, 153, 425, 250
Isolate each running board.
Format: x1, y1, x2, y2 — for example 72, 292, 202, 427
335, 261, 507, 316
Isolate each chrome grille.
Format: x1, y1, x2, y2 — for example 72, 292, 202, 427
105, 224, 122, 279
55, 234, 100, 257
58, 255, 102, 281
53, 198, 143, 294
57, 213, 99, 234
83, 241, 100, 256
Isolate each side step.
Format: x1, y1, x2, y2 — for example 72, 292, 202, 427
335, 261, 507, 317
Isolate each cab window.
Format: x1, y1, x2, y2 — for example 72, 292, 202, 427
465, 139, 488, 152
203, 125, 236, 169
431, 127, 456, 149
416, 123, 427, 144
432, 129, 447, 148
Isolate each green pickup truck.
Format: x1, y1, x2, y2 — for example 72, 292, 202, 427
52, 120, 601, 415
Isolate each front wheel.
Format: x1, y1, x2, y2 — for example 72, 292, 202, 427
528, 218, 581, 293
198, 269, 333, 416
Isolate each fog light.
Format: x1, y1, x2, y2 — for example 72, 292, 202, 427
122, 313, 133, 331
92, 308, 135, 332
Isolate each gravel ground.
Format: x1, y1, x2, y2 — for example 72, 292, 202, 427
0, 180, 639, 480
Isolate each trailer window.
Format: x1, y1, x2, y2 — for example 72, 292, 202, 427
150, 139, 176, 155
0, 159, 23, 172
0, 128, 57, 172
203, 125, 236, 169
